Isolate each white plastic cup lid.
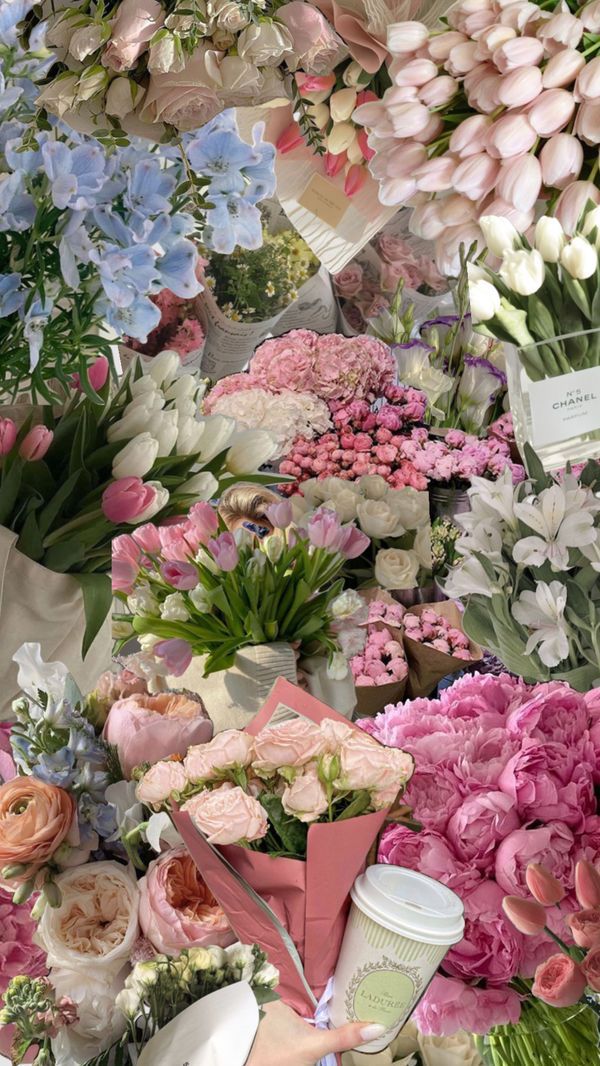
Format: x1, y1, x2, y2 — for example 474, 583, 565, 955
351, 865, 465, 946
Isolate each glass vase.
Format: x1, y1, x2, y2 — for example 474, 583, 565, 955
475, 997, 600, 1066
505, 333, 600, 472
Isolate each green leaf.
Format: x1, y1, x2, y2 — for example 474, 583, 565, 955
42, 537, 86, 572
75, 572, 112, 658
0, 457, 24, 526
259, 792, 308, 858
37, 470, 83, 537
523, 443, 550, 489
336, 789, 372, 821
17, 510, 44, 560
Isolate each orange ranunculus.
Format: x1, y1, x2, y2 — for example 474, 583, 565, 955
0, 777, 75, 869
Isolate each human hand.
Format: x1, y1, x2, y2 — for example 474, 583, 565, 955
246, 1000, 387, 1066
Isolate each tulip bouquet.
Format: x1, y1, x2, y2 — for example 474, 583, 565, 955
361, 672, 600, 1066
112, 497, 370, 679
0, 646, 282, 1066
290, 474, 432, 591
352, 1, 600, 275
443, 451, 600, 691
0, 352, 278, 655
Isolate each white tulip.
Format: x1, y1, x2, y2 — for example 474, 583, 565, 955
153, 409, 179, 456
177, 472, 218, 499
560, 235, 598, 279
132, 482, 169, 524
499, 248, 545, 295
329, 88, 357, 123
307, 102, 330, 128
130, 375, 159, 397
107, 406, 159, 443
582, 204, 600, 244
196, 415, 236, 462
148, 350, 180, 387
112, 433, 159, 479
534, 216, 566, 262
161, 592, 190, 622
164, 374, 199, 402
126, 392, 165, 416
176, 417, 207, 455
105, 77, 146, 119
226, 429, 277, 473
479, 215, 520, 258
469, 277, 501, 323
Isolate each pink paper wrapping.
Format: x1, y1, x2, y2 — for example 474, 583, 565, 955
172, 679, 391, 1020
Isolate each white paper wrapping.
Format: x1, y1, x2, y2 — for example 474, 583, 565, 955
137, 982, 259, 1066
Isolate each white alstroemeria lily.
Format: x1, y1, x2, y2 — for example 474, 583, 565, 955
443, 556, 499, 599
463, 469, 519, 529
511, 580, 570, 667
456, 522, 505, 559
581, 532, 600, 571
513, 483, 597, 571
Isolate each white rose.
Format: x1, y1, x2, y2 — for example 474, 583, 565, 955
479, 215, 519, 257
356, 499, 406, 539
35, 861, 139, 976
105, 77, 146, 118
226, 429, 277, 473
112, 432, 159, 479
358, 474, 388, 500
213, 0, 251, 31
387, 487, 430, 530
160, 592, 190, 621
499, 248, 545, 295
148, 30, 185, 73
50, 969, 128, 1066
127, 582, 160, 616
237, 20, 293, 65
76, 65, 109, 103
36, 74, 79, 118
418, 1030, 483, 1066
69, 22, 108, 60
322, 489, 358, 522
226, 943, 255, 981
374, 548, 420, 589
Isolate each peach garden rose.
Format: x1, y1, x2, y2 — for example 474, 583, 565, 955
104, 690, 213, 778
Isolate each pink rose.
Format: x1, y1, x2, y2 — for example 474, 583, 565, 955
446, 792, 520, 873
278, 2, 346, 73
0, 887, 47, 999
495, 823, 576, 896
444, 880, 524, 985
139, 846, 234, 954
337, 732, 414, 793
402, 766, 463, 833
377, 233, 413, 264
95, 669, 148, 703
184, 730, 254, 782
378, 824, 480, 895
136, 760, 188, 806
252, 719, 326, 772
103, 0, 164, 71
333, 263, 364, 298
565, 908, 600, 949
140, 45, 222, 130
532, 953, 587, 1006
414, 975, 521, 1037
104, 691, 213, 778
282, 765, 329, 822
581, 945, 600, 991
183, 785, 268, 845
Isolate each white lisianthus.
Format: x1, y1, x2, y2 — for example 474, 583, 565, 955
226, 429, 277, 473
114, 987, 140, 1018
160, 592, 190, 621
560, 236, 598, 279
499, 248, 545, 295
254, 962, 280, 987
148, 350, 180, 387
330, 588, 365, 620
127, 583, 160, 616
132, 481, 169, 523
479, 216, 520, 258
356, 499, 406, 539
226, 943, 255, 981
374, 548, 420, 589
534, 216, 566, 262
469, 277, 501, 323
112, 433, 159, 479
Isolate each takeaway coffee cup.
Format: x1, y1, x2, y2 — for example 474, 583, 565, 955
329, 865, 464, 1053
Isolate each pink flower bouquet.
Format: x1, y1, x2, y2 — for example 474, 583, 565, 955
350, 621, 409, 716
401, 602, 482, 698
144, 679, 414, 1015
360, 673, 600, 1060
126, 288, 205, 363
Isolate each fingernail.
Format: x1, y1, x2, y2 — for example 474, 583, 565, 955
359, 1024, 388, 1041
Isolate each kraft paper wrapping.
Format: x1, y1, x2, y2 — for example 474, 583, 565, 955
402, 601, 483, 699
172, 679, 389, 1018
354, 620, 407, 718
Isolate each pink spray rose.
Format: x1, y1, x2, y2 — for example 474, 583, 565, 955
337, 732, 414, 794
281, 765, 329, 822
184, 730, 255, 782
104, 691, 213, 778
252, 719, 326, 772
532, 954, 587, 1007
103, 0, 164, 71
333, 263, 364, 298
140, 44, 222, 130
414, 975, 521, 1036
183, 784, 268, 845
139, 846, 234, 954
136, 760, 188, 806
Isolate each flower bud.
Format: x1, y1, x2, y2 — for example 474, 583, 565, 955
13, 879, 36, 905
499, 247, 545, 295
468, 276, 501, 323
329, 88, 357, 122
575, 859, 600, 909
502, 895, 547, 936
479, 215, 520, 257
226, 430, 276, 474
105, 77, 146, 118
76, 65, 109, 102
112, 433, 160, 479
343, 60, 364, 86
561, 235, 598, 278
526, 863, 566, 906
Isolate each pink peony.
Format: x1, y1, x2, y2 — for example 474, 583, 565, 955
414, 975, 522, 1037
439, 671, 528, 726
402, 766, 463, 833
104, 691, 213, 778
444, 880, 524, 985
506, 682, 590, 747
446, 792, 520, 873
452, 727, 520, 793
497, 737, 596, 829
0, 887, 47, 1000
495, 823, 576, 896
378, 824, 480, 895
138, 846, 234, 955
183, 784, 268, 845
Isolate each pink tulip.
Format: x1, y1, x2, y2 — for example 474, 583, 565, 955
453, 152, 499, 200
276, 122, 304, 155
295, 73, 335, 94
0, 418, 17, 455
497, 65, 543, 107
555, 181, 600, 234
344, 164, 368, 197
353, 100, 392, 136
468, 73, 503, 113
540, 133, 583, 189
390, 57, 437, 86
265, 499, 293, 529
475, 24, 516, 60
154, 638, 193, 676
538, 10, 583, 53
427, 30, 467, 62
532, 955, 587, 1008
525, 863, 566, 906
493, 36, 543, 73
161, 560, 198, 590
487, 113, 537, 158
188, 501, 219, 543
483, 197, 534, 232
581, 0, 600, 32
575, 100, 600, 144
388, 101, 431, 137
447, 40, 480, 75
450, 114, 492, 157
409, 199, 446, 239
356, 129, 375, 161
19, 425, 53, 461
207, 531, 239, 571
413, 114, 443, 143
111, 533, 141, 594
414, 155, 456, 192
102, 477, 157, 523
463, 8, 496, 36
575, 860, 600, 909
498, 1, 541, 32
439, 193, 477, 226
435, 222, 483, 276
324, 151, 347, 177
576, 55, 600, 101
338, 524, 370, 559
542, 48, 585, 89
497, 154, 542, 211
356, 90, 378, 107
418, 75, 456, 108
72, 355, 110, 393
529, 88, 576, 136
502, 895, 547, 936
132, 523, 162, 554
463, 60, 495, 94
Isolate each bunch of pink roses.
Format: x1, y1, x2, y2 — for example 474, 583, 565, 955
359, 673, 600, 1037
350, 626, 408, 687
126, 288, 205, 362
403, 607, 473, 660
137, 717, 414, 855
204, 329, 397, 408
354, 4, 600, 273
397, 428, 525, 487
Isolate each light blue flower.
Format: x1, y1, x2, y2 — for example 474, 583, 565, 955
0, 0, 35, 44
187, 125, 259, 196
96, 292, 161, 342
79, 794, 117, 838
92, 205, 134, 246
204, 195, 263, 255
156, 238, 202, 299
41, 139, 107, 211
0, 273, 25, 317
125, 158, 177, 218
4, 131, 45, 174
0, 71, 23, 114
0, 170, 35, 231
243, 123, 276, 205
23, 293, 54, 370
90, 243, 159, 307
33, 748, 77, 787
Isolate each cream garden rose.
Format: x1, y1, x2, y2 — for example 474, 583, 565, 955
375, 547, 421, 589
356, 499, 406, 539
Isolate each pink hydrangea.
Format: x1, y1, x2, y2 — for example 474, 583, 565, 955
0, 888, 47, 1000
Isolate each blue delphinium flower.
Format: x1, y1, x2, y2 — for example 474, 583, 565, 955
97, 293, 161, 342
0, 170, 35, 231
125, 158, 177, 217
187, 123, 260, 196
204, 195, 263, 255
35, 748, 77, 787
156, 238, 203, 299
0, 272, 25, 317
41, 140, 107, 211
90, 243, 159, 307
23, 293, 54, 370
0, 70, 23, 113
79, 793, 118, 838
0, 0, 35, 44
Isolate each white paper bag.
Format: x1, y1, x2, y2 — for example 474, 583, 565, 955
137, 982, 259, 1066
